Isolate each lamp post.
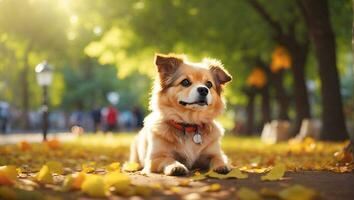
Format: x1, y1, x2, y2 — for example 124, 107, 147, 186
35, 61, 53, 141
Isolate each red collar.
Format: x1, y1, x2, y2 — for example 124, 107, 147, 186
168, 120, 201, 134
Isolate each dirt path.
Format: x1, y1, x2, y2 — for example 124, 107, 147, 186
65, 171, 354, 200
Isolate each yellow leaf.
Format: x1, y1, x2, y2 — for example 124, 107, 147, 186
261, 164, 286, 181
81, 175, 108, 197
36, 165, 53, 184
201, 183, 221, 192
0, 166, 18, 185
62, 175, 74, 192
0, 186, 17, 200
279, 185, 317, 200
45, 161, 64, 175
190, 171, 207, 181
169, 186, 181, 193
150, 183, 163, 190
237, 187, 263, 200
72, 172, 86, 189
206, 168, 248, 180
123, 162, 140, 172
227, 168, 248, 179
82, 163, 95, 173
104, 171, 130, 188
178, 179, 191, 186
206, 170, 229, 179
106, 162, 120, 172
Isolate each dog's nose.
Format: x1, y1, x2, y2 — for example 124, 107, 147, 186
197, 87, 209, 96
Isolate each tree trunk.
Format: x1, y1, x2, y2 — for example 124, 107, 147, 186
300, 0, 348, 140
287, 42, 311, 135
260, 85, 271, 125
244, 88, 256, 135
271, 70, 289, 120
21, 44, 31, 130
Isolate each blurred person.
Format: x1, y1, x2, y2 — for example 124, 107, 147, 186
133, 106, 144, 129
0, 101, 10, 134
119, 110, 134, 131
106, 105, 118, 132
91, 106, 102, 132
69, 105, 84, 128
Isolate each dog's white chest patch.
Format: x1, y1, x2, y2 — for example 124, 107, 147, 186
176, 135, 203, 168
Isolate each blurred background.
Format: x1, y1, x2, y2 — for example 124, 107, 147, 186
0, 0, 352, 141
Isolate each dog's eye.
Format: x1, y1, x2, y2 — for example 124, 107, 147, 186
181, 79, 191, 87
206, 81, 213, 89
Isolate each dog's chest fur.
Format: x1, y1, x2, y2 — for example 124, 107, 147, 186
172, 133, 206, 168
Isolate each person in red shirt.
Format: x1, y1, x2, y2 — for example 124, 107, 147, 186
106, 105, 118, 132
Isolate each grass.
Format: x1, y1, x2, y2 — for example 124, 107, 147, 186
2, 133, 350, 173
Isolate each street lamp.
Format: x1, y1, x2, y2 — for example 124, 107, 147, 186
35, 61, 53, 141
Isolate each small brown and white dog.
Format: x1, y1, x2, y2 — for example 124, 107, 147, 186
129, 53, 232, 176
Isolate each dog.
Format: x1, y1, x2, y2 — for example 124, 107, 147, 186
129, 53, 232, 176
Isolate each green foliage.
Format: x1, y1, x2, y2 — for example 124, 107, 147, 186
0, 0, 352, 120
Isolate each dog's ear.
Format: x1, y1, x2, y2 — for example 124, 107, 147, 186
204, 58, 232, 85
155, 53, 184, 76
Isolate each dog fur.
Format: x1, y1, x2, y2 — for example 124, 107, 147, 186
129, 53, 232, 176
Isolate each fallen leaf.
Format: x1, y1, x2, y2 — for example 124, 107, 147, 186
190, 171, 207, 181
150, 183, 163, 190
35, 165, 53, 184
18, 141, 31, 151
205, 168, 248, 180
72, 172, 86, 189
178, 179, 191, 186
62, 175, 74, 191
237, 187, 263, 200
261, 163, 286, 181
44, 139, 60, 149
81, 175, 108, 197
279, 185, 317, 200
46, 161, 64, 175
104, 171, 130, 188
0, 166, 18, 185
169, 186, 181, 193
201, 183, 221, 192
82, 163, 96, 173
206, 170, 229, 179
123, 162, 140, 172
334, 151, 353, 164
106, 162, 120, 172
227, 168, 248, 179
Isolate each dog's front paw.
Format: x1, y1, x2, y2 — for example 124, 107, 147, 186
164, 163, 188, 176
213, 165, 230, 174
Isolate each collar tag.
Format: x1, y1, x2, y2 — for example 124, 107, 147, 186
193, 132, 202, 144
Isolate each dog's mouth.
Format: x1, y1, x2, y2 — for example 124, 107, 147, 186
179, 99, 208, 106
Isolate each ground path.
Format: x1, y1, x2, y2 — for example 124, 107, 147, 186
0, 133, 353, 200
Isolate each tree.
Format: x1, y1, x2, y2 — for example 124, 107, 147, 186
298, 0, 348, 140
0, 0, 68, 129
248, 0, 311, 134
243, 87, 257, 135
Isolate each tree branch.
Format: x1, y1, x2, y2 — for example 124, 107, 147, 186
247, 0, 283, 35
296, 0, 310, 28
